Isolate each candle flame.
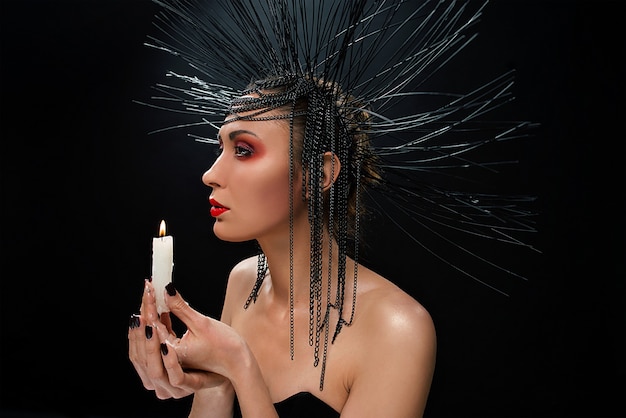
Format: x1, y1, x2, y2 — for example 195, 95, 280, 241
159, 220, 166, 237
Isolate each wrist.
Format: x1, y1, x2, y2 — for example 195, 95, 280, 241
189, 381, 235, 418
227, 343, 278, 417
226, 338, 257, 384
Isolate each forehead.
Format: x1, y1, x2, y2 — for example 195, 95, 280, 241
218, 91, 301, 142
218, 113, 291, 138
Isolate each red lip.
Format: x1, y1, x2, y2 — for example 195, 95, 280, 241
209, 197, 230, 217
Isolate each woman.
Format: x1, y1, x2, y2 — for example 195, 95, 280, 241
129, 0, 535, 416
129, 76, 436, 417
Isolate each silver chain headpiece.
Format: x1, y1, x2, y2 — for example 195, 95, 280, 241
139, 0, 539, 390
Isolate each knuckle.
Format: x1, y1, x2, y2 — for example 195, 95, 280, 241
169, 297, 188, 312
154, 389, 171, 400
172, 390, 188, 399
169, 373, 184, 387
146, 367, 165, 381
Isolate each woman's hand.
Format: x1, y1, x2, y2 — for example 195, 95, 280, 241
161, 282, 280, 418
158, 281, 249, 380
128, 279, 231, 400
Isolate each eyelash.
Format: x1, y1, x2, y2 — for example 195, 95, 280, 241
215, 140, 254, 158
234, 143, 254, 157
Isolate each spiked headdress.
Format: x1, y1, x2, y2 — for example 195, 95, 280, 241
139, 0, 538, 389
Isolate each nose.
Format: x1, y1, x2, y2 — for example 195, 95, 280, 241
202, 155, 222, 188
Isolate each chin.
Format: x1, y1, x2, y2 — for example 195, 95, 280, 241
212, 224, 254, 243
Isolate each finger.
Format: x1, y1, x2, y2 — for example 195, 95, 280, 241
128, 314, 156, 390
144, 281, 175, 335
159, 342, 186, 388
160, 311, 173, 332
128, 314, 141, 357
143, 322, 191, 400
173, 330, 190, 364
155, 321, 191, 370
135, 281, 163, 391
142, 281, 178, 335
154, 321, 178, 346
163, 283, 203, 328
157, 342, 193, 399
128, 314, 141, 368
143, 317, 172, 390
140, 279, 159, 325
140, 282, 168, 374
159, 342, 226, 396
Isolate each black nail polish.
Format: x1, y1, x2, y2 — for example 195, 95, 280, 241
145, 325, 153, 340
165, 282, 177, 296
160, 343, 169, 355
129, 315, 140, 329
146, 277, 152, 282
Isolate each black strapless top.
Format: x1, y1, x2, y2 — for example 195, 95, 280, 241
233, 392, 340, 418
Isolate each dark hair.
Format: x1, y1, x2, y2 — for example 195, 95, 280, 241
233, 75, 382, 244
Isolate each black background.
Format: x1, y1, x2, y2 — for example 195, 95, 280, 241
1, 1, 624, 417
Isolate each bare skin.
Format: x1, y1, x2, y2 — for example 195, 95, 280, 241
128, 111, 436, 417
223, 254, 437, 416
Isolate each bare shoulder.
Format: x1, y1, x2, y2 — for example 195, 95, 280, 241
228, 256, 258, 283
220, 255, 258, 324
340, 265, 436, 415
347, 265, 436, 375
355, 265, 435, 340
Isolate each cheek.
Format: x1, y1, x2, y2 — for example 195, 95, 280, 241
252, 168, 293, 211
241, 163, 303, 217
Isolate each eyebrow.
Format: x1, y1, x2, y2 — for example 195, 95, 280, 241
217, 129, 259, 142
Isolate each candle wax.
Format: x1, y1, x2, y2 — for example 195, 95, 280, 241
152, 235, 173, 314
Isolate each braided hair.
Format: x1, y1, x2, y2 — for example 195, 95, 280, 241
233, 74, 380, 389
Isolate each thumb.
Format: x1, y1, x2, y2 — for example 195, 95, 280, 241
164, 282, 201, 327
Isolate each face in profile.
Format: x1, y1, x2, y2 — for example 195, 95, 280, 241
202, 114, 307, 243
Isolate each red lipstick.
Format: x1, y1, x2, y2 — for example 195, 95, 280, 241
209, 197, 230, 217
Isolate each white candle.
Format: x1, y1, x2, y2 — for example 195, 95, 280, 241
152, 219, 173, 314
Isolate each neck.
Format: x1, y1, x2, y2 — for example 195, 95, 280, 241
257, 227, 341, 305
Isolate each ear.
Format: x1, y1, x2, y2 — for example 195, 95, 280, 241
321, 151, 341, 192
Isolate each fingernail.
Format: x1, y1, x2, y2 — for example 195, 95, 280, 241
147, 277, 153, 282
129, 314, 140, 329
165, 282, 177, 296
145, 325, 153, 340
160, 343, 169, 355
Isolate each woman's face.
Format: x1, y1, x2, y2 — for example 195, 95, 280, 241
202, 114, 305, 243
